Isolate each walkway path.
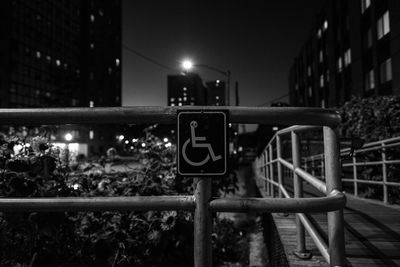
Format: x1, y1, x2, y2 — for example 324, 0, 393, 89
268, 180, 400, 266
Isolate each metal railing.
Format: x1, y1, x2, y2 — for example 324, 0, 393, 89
255, 125, 346, 266
0, 106, 344, 267
304, 136, 400, 205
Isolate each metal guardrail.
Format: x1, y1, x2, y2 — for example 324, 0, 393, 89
0, 106, 344, 267
255, 124, 346, 266
304, 136, 400, 205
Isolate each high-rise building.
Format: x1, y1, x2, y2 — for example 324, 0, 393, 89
167, 73, 206, 106
289, 0, 400, 108
205, 80, 226, 106
0, 0, 122, 156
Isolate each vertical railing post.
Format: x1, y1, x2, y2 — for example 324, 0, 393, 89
353, 152, 358, 197
264, 150, 269, 193
311, 156, 316, 177
276, 135, 283, 198
194, 178, 212, 267
381, 143, 388, 204
269, 145, 275, 197
291, 131, 309, 259
321, 155, 325, 180
323, 127, 346, 267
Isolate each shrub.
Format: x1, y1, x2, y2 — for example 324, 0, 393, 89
0, 126, 247, 266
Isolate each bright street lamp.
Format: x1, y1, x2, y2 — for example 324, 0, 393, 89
64, 133, 73, 142
180, 59, 231, 105
181, 60, 193, 71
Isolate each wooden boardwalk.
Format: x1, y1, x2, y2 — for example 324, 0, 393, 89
268, 186, 400, 266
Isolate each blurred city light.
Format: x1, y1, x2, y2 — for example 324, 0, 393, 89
182, 59, 193, 71
64, 133, 73, 141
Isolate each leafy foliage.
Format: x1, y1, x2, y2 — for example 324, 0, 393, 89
339, 96, 400, 204
0, 126, 247, 266
339, 95, 400, 142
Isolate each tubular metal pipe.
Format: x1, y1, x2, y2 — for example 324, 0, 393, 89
323, 127, 346, 267
279, 157, 293, 169
194, 178, 212, 267
279, 158, 327, 194
0, 196, 195, 212
294, 168, 327, 194
277, 125, 321, 135
0, 106, 341, 126
292, 131, 306, 254
277, 135, 283, 198
298, 213, 330, 264
209, 192, 346, 213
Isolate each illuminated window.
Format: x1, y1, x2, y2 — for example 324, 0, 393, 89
89, 101, 94, 107
178, 98, 182, 101
89, 130, 94, 140
361, 0, 371, 13
216, 96, 219, 100
170, 97, 175, 102
380, 58, 392, 83
183, 87, 187, 91
317, 29, 322, 38
308, 86, 312, 97
115, 58, 120, 67
377, 11, 390, 39
319, 50, 323, 63
36, 51, 41, 58
307, 66, 312, 76
337, 57, 343, 72
320, 74, 324, 87
183, 97, 187, 101
365, 69, 375, 90
323, 20, 328, 31
344, 49, 351, 67
321, 99, 325, 108
178, 103, 182, 106
90, 43, 94, 49
90, 14, 95, 22
56, 59, 61, 66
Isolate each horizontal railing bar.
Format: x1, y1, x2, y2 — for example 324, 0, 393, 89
277, 125, 322, 135
258, 159, 278, 168
342, 179, 400, 186
279, 157, 293, 169
294, 168, 327, 194
0, 196, 195, 212
279, 158, 327, 194
279, 184, 292, 198
357, 136, 400, 148
0, 106, 341, 126
342, 142, 400, 154
209, 192, 345, 213
342, 160, 400, 167
277, 182, 330, 263
298, 213, 330, 264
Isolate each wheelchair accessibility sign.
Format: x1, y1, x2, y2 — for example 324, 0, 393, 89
177, 110, 228, 176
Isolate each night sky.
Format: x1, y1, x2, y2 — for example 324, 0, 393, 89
122, 1, 325, 107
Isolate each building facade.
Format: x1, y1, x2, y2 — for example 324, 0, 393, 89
167, 73, 207, 106
0, 0, 122, 156
289, 0, 400, 108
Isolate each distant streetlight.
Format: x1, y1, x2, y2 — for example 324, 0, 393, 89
64, 133, 73, 141
182, 60, 193, 71
180, 59, 231, 105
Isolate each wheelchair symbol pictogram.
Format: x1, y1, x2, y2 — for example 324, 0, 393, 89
182, 120, 222, 167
